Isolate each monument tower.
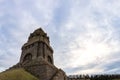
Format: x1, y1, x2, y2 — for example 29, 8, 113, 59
15, 28, 67, 80
20, 28, 54, 65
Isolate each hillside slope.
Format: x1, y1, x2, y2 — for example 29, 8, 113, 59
0, 68, 39, 80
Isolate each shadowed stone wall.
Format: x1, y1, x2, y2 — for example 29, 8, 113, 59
17, 28, 67, 80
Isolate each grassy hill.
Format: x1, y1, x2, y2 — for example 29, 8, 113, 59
0, 68, 39, 80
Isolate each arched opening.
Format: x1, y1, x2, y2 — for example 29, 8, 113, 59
23, 53, 32, 62
47, 56, 52, 64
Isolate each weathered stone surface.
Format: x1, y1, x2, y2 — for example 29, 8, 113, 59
20, 28, 53, 65
10, 28, 67, 80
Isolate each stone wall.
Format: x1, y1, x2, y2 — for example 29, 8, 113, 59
7, 28, 67, 80
22, 57, 59, 80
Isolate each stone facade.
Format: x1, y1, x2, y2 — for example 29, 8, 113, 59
9, 28, 67, 80
20, 28, 54, 65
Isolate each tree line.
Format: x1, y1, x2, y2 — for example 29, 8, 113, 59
68, 74, 120, 80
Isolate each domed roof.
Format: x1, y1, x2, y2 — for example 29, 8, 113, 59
33, 28, 45, 35
28, 28, 47, 39
23, 27, 50, 49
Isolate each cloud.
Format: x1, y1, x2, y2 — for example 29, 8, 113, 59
0, 0, 58, 71
53, 0, 120, 75
0, 0, 120, 75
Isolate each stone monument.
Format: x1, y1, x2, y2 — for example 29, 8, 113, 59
10, 28, 67, 80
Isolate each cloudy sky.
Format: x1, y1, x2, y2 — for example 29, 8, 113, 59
0, 0, 120, 75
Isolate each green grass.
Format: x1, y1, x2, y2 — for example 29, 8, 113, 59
0, 68, 39, 80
